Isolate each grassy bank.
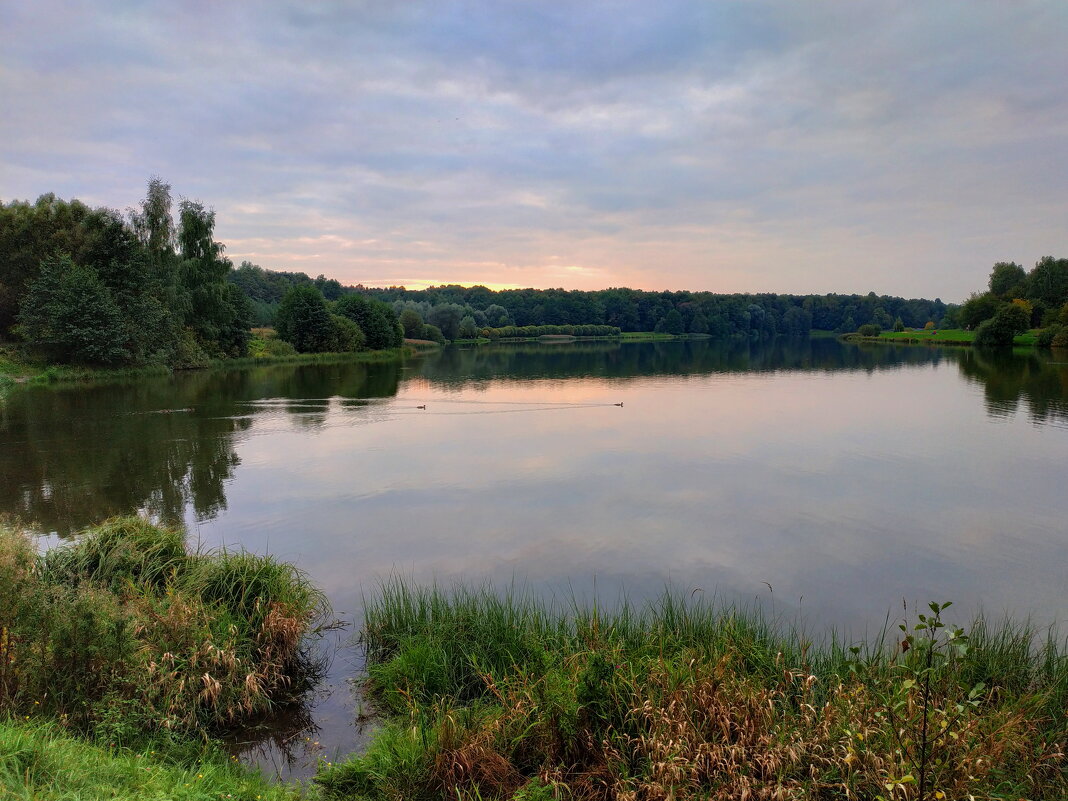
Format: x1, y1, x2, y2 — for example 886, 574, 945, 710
0, 518, 327, 741
0, 341, 414, 387
0, 719, 297, 800
844, 329, 1039, 346
319, 580, 1068, 800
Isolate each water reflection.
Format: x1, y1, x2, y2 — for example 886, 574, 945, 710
3, 341, 1067, 537
2, 339, 1068, 778
419, 337, 950, 385
0, 360, 404, 534
954, 347, 1068, 426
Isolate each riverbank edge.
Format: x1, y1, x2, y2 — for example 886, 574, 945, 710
0, 518, 326, 798
0, 344, 423, 388
451, 332, 716, 345
840, 330, 1041, 347
317, 579, 1068, 801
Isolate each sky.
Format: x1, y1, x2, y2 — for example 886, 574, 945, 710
2, 1, 1066, 301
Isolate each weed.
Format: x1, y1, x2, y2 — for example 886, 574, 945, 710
329, 580, 1068, 800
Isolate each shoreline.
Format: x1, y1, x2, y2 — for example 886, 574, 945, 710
841, 330, 1042, 347
0, 345, 421, 389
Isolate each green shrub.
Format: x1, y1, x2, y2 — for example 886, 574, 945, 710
1037, 324, 1062, 347
422, 324, 446, 345
857, 323, 881, 337
1, 519, 327, 738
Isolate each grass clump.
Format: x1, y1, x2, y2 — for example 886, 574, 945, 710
0, 517, 328, 741
0, 718, 298, 800
322, 579, 1068, 801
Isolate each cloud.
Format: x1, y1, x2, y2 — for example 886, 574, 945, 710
2, 1, 1066, 298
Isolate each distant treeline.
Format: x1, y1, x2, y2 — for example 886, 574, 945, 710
229, 262, 956, 340
2, 181, 972, 367
958, 258, 1068, 347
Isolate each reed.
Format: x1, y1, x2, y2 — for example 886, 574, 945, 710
1, 518, 328, 739
320, 578, 1068, 800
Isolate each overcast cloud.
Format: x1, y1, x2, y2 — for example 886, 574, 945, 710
2, 1, 1066, 299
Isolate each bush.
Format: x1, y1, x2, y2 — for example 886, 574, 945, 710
422, 324, 446, 344
249, 335, 297, 358
0, 519, 327, 738
1037, 325, 1062, 348
857, 323, 881, 337
330, 313, 365, 352
974, 303, 1030, 347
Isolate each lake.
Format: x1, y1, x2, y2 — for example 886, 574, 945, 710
1, 338, 1065, 775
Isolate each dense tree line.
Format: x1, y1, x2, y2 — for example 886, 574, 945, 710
228, 267, 953, 342
958, 258, 1068, 347
0, 184, 407, 365
366, 285, 952, 339
0, 181, 250, 366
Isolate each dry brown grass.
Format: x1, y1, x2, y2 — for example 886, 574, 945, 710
403, 651, 1065, 801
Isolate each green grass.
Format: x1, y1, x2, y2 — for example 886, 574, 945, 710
323, 579, 1068, 800
852, 328, 1039, 346
0, 719, 298, 800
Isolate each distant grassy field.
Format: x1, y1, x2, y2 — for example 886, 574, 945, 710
854, 329, 1039, 346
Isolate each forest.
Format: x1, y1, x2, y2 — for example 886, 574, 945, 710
230, 260, 956, 342
2, 180, 969, 370
0, 181, 402, 366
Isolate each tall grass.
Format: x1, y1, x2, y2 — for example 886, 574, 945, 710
0, 517, 328, 740
320, 578, 1068, 800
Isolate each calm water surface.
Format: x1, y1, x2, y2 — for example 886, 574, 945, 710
2, 339, 1065, 775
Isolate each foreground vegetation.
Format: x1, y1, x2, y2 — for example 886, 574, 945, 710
319, 581, 1068, 800
0, 719, 296, 800
0, 518, 327, 740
